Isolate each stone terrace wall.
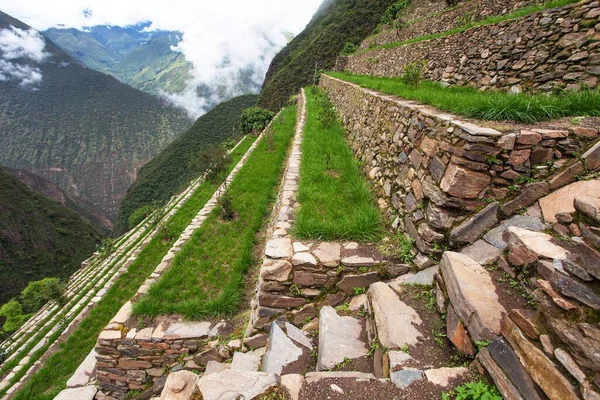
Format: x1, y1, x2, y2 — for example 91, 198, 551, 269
361, 0, 546, 49
320, 74, 598, 253
342, 0, 600, 93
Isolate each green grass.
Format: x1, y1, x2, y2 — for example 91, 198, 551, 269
8, 138, 255, 400
360, 0, 582, 53
293, 87, 381, 241
328, 72, 600, 123
133, 106, 297, 319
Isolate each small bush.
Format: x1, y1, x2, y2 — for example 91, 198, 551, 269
340, 42, 358, 56
189, 145, 232, 184
222, 138, 237, 150
0, 300, 30, 333
402, 61, 426, 88
128, 205, 156, 230
314, 89, 338, 128
159, 221, 177, 242
218, 191, 235, 221
240, 107, 275, 135
314, 69, 324, 85
20, 278, 67, 313
380, 0, 412, 27
97, 238, 117, 260
442, 380, 502, 400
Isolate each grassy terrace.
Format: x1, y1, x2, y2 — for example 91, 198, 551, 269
9, 138, 255, 400
360, 0, 582, 53
133, 105, 297, 319
328, 72, 600, 123
293, 87, 381, 241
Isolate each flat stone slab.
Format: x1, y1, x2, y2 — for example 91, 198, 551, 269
400, 265, 438, 286
265, 238, 293, 259
391, 369, 424, 389
163, 321, 212, 339
54, 386, 97, 400
204, 361, 229, 375
262, 322, 302, 375
483, 215, 547, 249
369, 282, 422, 349
461, 240, 502, 265
440, 252, 506, 341
66, 350, 97, 387
342, 255, 377, 267
305, 371, 376, 383
285, 322, 314, 350
388, 351, 412, 370
450, 202, 498, 245
313, 242, 341, 267
337, 272, 380, 294
539, 180, 600, 223
291, 252, 317, 267
574, 195, 600, 222
425, 367, 469, 387
317, 306, 368, 371
197, 369, 277, 400
261, 259, 293, 282
506, 226, 569, 261
231, 352, 261, 372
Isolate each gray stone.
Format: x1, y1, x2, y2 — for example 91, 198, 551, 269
313, 242, 342, 267
450, 202, 498, 245
337, 272, 380, 294
160, 371, 198, 400
204, 361, 229, 375
54, 386, 98, 400
388, 351, 412, 370
197, 370, 277, 400
261, 259, 293, 282
440, 252, 505, 341
281, 374, 304, 400
369, 282, 422, 349
555, 348, 587, 385
391, 370, 424, 389
266, 238, 293, 259
342, 255, 377, 267
262, 322, 302, 375
231, 352, 261, 372
574, 195, 600, 222
400, 265, 438, 286
163, 321, 212, 340
483, 215, 547, 249
348, 294, 367, 311
317, 306, 368, 370
551, 273, 600, 310
506, 226, 569, 262
66, 350, 97, 387
291, 252, 317, 267
461, 240, 502, 265
285, 322, 313, 350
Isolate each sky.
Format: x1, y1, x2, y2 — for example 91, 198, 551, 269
0, 0, 323, 116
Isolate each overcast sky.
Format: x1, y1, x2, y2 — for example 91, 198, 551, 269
0, 0, 322, 116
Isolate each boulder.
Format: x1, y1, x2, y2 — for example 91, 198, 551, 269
160, 371, 198, 400
440, 252, 505, 341
369, 282, 422, 349
501, 316, 579, 400
197, 370, 277, 400
539, 180, 600, 223
450, 202, 498, 245
574, 195, 600, 223
317, 306, 368, 370
262, 322, 302, 375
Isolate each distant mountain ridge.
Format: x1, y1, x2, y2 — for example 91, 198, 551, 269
0, 10, 192, 222
44, 23, 192, 95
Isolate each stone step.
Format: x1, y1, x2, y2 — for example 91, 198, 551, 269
262, 322, 303, 375
317, 306, 368, 371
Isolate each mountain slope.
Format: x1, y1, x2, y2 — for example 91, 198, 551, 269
44, 25, 191, 95
116, 94, 258, 233
0, 10, 192, 221
257, 0, 397, 110
0, 168, 103, 306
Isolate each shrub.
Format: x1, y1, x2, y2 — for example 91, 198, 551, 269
218, 191, 235, 221
20, 278, 67, 313
315, 89, 338, 128
0, 300, 30, 333
222, 138, 237, 150
128, 205, 156, 230
189, 145, 232, 184
97, 237, 117, 260
402, 60, 426, 88
240, 107, 275, 135
380, 0, 412, 27
340, 42, 358, 56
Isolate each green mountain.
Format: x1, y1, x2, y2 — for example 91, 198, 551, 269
0, 168, 103, 306
257, 0, 397, 110
44, 25, 191, 95
0, 10, 192, 222
116, 94, 258, 234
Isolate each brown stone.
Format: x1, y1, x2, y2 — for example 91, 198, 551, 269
446, 305, 474, 356
245, 333, 268, 349
450, 202, 498, 245
501, 182, 550, 217
583, 141, 600, 170
293, 271, 315, 287
540, 180, 600, 223
536, 280, 577, 311
336, 272, 380, 294
317, 292, 346, 307
501, 316, 579, 400
551, 272, 600, 310
440, 164, 491, 199
509, 149, 531, 165
549, 162, 584, 190
530, 148, 554, 165
477, 348, 524, 400
575, 195, 600, 223
508, 309, 544, 339
532, 129, 569, 139
517, 130, 542, 145
118, 359, 152, 369
259, 293, 306, 309
570, 127, 597, 138
292, 304, 318, 326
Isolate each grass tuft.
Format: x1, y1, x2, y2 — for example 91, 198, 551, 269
293, 87, 382, 241
328, 72, 600, 123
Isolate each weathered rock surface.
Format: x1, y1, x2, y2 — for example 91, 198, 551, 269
460, 240, 502, 265
477, 348, 525, 400
396, 265, 439, 286
539, 180, 600, 223
285, 322, 313, 350
342, 255, 377, 267
66, 349, 97, 387
506, 227, 569, 265
369, 282, 422, 349
425, 367, 469, 387
261, 259, 293, 282
501, 183, 549, 216
440, 164, 491, 199
483, 215, 547, 249
551, 273, 600, 310
265, 238, 293, 259
446, 305, 474, 356
204, 361, 229, 375
54, 386, 98, 400
291, 252, 317, 267
281, 374, 304, 400
262, 323, 302, 375
313, 242, 341, 267
440, 252, 505, 341
231, 352, 261, 372
388, 351, 412, 371
575, 195, 600, 223
317, 306, 368, 370
197, 369, 277, 400
450, 202, 498, 245
163, 322, 212, 340
337, 272, 379, 294
160, 371, 198, 400
391, 369, 424, 389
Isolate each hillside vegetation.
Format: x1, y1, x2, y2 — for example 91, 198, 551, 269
116, 94, 258, 233
257, 0, 397, 110
0, 169, 103, 306
0, 11, 192, 221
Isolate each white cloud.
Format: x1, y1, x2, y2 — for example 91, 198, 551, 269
0, 26, 48, 86
0, 0, 322, 116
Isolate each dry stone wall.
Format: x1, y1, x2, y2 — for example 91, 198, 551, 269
342, 0, 600, 93
320, 74, 598, 254
361, 0, 546, 49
